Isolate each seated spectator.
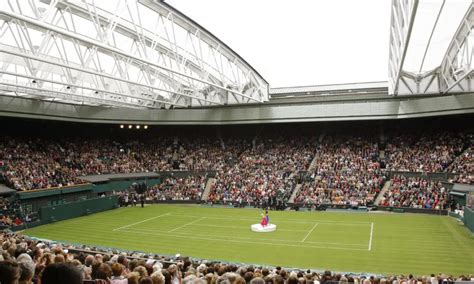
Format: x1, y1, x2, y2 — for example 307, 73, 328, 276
294, 136, 384, 207
146, 175, 207, 201
379, 176, 448, 209
41, 263, 83, 284
0, 231, 472, 284
385, 132, 464, 173
448, 146, 473, 184
0, 260, 21, 284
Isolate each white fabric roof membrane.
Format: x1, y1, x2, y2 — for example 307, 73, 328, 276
403, 0, 471, 74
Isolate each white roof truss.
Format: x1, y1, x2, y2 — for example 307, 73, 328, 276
0, 0, 269, 108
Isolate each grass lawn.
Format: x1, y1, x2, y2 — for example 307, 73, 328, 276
22, 204, 474, 275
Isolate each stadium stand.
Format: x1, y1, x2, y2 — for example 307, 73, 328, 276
0, 113, 472, 283
293, 135, 384, 207
145, 175, 207, 201
448, 146, 473, 185
2, 0, 474, 280
384, 132, 465, 173
208, 137, 313, 208
0, 128, 471, 209
378, 176, 449, 209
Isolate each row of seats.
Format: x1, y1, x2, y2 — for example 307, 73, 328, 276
1, 231, 472, 284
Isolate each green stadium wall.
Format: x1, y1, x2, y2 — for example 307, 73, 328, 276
464, 207, 474, 233
17, 178, 161, 212
39, 196, 118, 223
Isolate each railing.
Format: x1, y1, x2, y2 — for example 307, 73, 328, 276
17, 182, 91, 193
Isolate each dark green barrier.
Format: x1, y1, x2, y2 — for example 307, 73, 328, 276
40, 196, 118, 223
464, 207, 474, 233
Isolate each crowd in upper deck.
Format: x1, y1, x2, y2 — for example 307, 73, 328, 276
0, 130, 471, 209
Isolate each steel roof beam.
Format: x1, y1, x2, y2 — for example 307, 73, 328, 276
0, 9, 262, 103
0, 46, 218, 106
55, 0, 226, 87
0, 81, 146, 108
439, 2, 474, 94
388, 0, 419, 96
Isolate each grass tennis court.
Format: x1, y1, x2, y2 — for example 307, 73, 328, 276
21, 205, 473, 275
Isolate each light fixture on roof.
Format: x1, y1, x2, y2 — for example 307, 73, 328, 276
128, 125, 132, 129
136, 125, 140, 129
144, 125, 148, 129
120, 125, 124, 129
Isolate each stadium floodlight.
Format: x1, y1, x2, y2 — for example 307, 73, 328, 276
136, 125, 140, 129
128, 125, 133, 129
120, 125, 124, 129
144, 125, 148, 129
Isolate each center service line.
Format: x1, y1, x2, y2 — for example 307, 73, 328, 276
301, 223, 319, 242
168, 217, 206, 233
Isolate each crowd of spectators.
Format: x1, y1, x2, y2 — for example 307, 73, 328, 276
448, 146, 473, 185
0, 137, 242, 191
0, 133, 472, 211
1, 231, 472, 284
294, 137, 385, 207
208, 138, 313, 207
384, 133, 465, 173
0, 197, 28, 229
379, 176, 448, 209
145, 175, 207, 201
0, 139, 84, 191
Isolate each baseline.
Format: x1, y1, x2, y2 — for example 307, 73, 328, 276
167, 213, 371, 225
118, 228, 368, 251
117, 226, 367, 248
187, 223, 308, 233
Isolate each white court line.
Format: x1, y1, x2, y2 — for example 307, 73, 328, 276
301, 223, 319, 242
168, 214, 371, 225
368, 222, 374, 251
117, 226, 366, 247
168, 217, 206, 233
113, 213, 170, 231
118, 228, 368, 251
188, 223, 308, 233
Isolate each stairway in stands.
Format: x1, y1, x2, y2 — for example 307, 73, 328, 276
375, 180, 391, 205
288, 184, 302, 203
201, 178, 216, 201
287, 133, 324, 203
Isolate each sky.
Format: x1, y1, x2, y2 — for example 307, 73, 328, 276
165, 0, 392, 88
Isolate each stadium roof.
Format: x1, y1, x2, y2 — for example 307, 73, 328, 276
0, 0, 269, 109
1, 0, 473, 110
389, 0, 474, 95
